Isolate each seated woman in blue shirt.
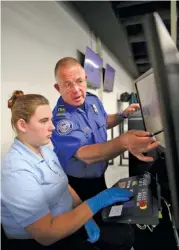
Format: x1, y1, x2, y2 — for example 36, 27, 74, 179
1, 91, 133, 250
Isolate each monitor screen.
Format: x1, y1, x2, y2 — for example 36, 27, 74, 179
103, 64, 115, 92
84, 47, 103, 89
135, 71, 165, 148
143, 12, 179, 229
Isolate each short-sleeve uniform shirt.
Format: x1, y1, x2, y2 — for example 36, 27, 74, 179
51, 93, 108, 178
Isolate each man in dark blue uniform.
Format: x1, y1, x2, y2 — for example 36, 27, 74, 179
51, 57, 159, 201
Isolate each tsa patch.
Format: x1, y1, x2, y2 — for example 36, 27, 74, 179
57, 119, 73, 135
56, 105, 66, 117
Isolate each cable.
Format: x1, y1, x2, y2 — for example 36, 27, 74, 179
161, 197, 179, 249
161, 197, 172, 221
147, 225, 154, 232
136, 224, 156, 232
136, 224, 147, 230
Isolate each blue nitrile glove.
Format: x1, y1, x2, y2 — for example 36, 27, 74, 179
85, 187, 133, 215
84, 218, 100, 243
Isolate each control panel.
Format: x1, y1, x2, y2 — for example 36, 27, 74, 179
102, 172, 160, 225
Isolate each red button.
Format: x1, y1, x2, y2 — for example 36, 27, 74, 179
139, 200, 147, 209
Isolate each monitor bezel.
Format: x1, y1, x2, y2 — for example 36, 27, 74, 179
143, 12, 179, 228
83, 46, 103, 89
134, 69, 153, 132
103, 63, 115, 92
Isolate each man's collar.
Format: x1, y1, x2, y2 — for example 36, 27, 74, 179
57, 96, 86, 113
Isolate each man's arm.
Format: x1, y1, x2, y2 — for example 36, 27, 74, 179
75, 130, 160, 164
106, 104, 140, 129
107, 113, 124, 129
75, 134, 127, 164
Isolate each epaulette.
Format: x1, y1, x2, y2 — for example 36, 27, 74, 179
86, 92, 98, 98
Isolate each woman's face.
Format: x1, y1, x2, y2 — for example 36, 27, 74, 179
21, 105, 55, 147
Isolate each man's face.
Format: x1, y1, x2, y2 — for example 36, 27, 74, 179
24, 105, 55, 147
56, 64, 87, 106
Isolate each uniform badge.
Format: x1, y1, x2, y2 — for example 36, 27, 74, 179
56, 105, 66, 117
83, 126, 89, 133
57, 119, 73, 135
92, 104, 98, 114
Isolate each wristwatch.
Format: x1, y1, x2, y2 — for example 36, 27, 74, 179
119, 112, 128, 119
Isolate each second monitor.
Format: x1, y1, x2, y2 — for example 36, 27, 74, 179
135, 70, 165, 149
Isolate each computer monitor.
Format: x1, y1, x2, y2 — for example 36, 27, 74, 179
103, 64, 115, 92
135, 70, 165, 149
84, 47, 103, 89
142, 12, 179, 229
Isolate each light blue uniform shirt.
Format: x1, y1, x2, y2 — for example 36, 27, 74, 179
1, 138, 73, 239
51, 92, 108, 178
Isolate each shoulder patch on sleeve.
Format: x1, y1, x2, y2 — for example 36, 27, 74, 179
56, 119, 73, 135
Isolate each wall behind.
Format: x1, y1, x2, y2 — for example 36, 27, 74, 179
1, 1, 134, 158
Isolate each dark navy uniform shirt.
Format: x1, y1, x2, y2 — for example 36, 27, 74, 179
51, 92, 108, 178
